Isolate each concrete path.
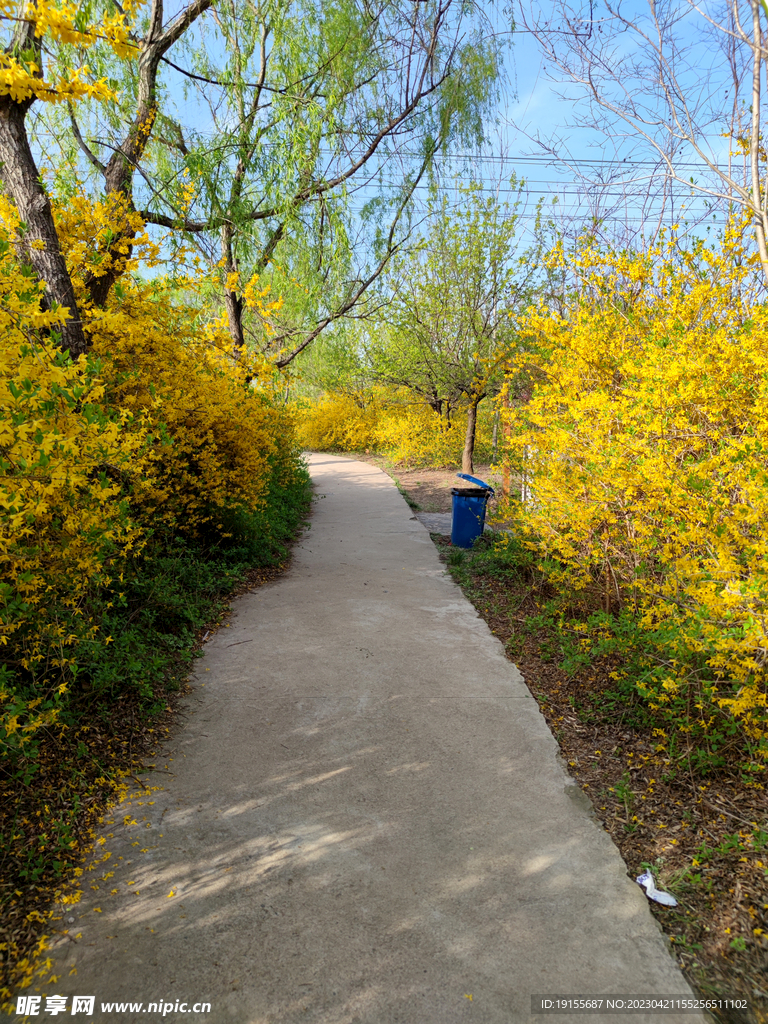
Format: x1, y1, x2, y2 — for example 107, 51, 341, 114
414, 511, 452, 534
42, 454, 704, 1024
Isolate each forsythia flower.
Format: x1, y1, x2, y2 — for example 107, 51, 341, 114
498, 221, 768, 762
1, 190, 299, 758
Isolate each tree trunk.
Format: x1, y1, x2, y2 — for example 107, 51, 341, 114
221, 222, 245, 352
501, 385, 511, 500
85, 102, 157, 308
224, 288, 245, 351
462, 396, 482, 474
0, 89, 87, 357
83, 0, 212, 308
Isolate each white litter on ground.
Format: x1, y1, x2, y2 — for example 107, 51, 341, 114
636, 870, 678, 907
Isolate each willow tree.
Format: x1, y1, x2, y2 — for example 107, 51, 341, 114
22, 0, 505, 361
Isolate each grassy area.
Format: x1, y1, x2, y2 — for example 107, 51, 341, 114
1, 468, 312, 1005
432, 531, 768, 1024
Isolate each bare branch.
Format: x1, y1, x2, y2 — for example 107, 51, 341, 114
67, 103, 105, 174
516, 0, 768, 276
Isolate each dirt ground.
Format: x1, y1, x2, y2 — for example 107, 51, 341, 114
351, 456, 502, 514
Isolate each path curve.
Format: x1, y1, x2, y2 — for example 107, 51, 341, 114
41, 454, 703, 1024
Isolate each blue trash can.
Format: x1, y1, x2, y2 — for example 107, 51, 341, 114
451, 473, 495, 548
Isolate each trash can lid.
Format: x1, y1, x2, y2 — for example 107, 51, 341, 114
456, 473, 495, 496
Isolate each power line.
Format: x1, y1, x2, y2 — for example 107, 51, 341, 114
365, 181, 711, 199
31, 126, 734, 175
430, 153, 727, 172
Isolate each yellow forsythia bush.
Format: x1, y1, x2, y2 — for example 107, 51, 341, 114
374, 398, 494, 468
296, 387, 495, 467
504, 225, 768, 766
1, 193, 302, 754
55, 190, 292, 531
294, 393, 377, 452
90, 298, 283, 529
0, 260, 152, 693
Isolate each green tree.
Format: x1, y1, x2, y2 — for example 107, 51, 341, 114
296, 322, 372, 403
27, 0, 506, 360
369, 180, 542, 472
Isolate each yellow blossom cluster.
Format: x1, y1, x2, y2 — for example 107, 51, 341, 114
242, 273, 284, 334
295, 387, 496, 468
0, 0, 138, 105
295, 392, 377, 452
502, 224, 768, 761
1, 192, 300, 755
30, 0, 137, 52
0, 59, 114, 104
54, 190, 161, 285
374, 396, 495, 468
